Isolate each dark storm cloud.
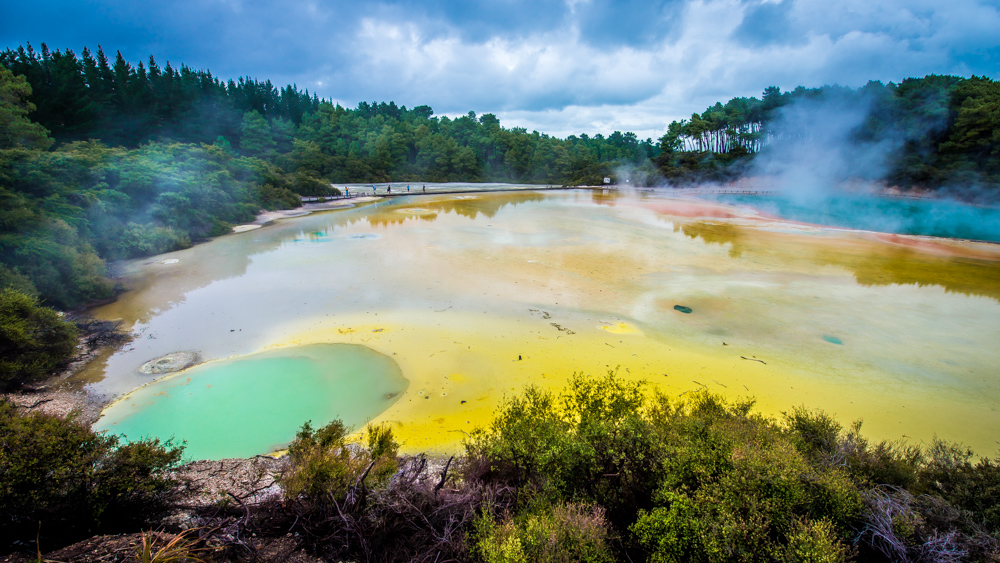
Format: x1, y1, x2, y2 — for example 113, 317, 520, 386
733, 1, 801, 47
574, 0, 686, 47
2, 0, 999, 139
379, 0, 570, 41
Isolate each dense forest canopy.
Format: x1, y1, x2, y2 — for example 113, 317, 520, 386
656, 76, 1000, 188
0, 43, 658, 184
0, 42, 998, 310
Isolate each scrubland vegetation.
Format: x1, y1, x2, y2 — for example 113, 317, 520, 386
0, 399, 183, 549
3, 373, 998, 561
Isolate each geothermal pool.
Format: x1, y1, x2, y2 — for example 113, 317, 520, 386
86, 189, 1000, 459
709, 192, 1000, 243
94, 344, 407, 460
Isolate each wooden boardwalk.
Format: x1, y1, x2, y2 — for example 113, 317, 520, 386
299, 185, 780, 203
300, 185, 572, 202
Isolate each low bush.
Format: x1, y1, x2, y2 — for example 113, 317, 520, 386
465, 372, 1000, 562
0, 287, 78, 390
275, 419, 480, 562
472, 502, 615, 563
6, 372, 984, 562
465, 372, 662, 528
917, 440, 1000, 536
255, 183, 300, 211
116, 222, 191, 259
0, 399, 183, 550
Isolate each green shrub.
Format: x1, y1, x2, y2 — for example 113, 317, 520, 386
0, 264, 38, 299
116, 222, 191, 259
472, 502, 615, 563
255, 183, 300, 211
782, 518, 854, 563
465, 371, 661, 527
632, 403, 862, 562
628, 492, 701, 563
784, 406, 923, 488
0, 400, 183, 549
280, 418, 399, 502
0, 288, 78, 389
469, 376, 870, 562
290, 172, 339, 197
281, 419, 357, 500
917, 439, 1000, 536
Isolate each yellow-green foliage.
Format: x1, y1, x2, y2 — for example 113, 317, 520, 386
466, 371, 656, 525
782, 518, 854, 563
137, 529, 210, 563
281, 418, 399, 502
282, 419, 359, 500
468, 372, 864, 562
630, 403, 861, 562
473, 502, 615, 563
365, 422, 400, 481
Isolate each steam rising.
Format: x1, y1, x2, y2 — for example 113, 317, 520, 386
676, 88, 1000, 242
752, 89, 892, 202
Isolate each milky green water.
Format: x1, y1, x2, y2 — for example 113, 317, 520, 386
93, 344, 407, 460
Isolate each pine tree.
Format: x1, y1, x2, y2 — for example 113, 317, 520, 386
239, 109, 276, 158
0, 65, 53, 149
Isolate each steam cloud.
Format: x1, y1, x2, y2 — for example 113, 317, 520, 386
681, 90, 1000, 242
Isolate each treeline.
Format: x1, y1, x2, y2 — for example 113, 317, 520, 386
0, 43, 319, 146
0, 43, 659, 309
0, 43, 658, 185
656, 75, 1000, 189
5, 373, 999, 561
0, 63, 311, 308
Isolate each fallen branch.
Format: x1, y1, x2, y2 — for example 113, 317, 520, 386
355, 460, 378, 492
16, 398, 53, 410
226, 490, 251, 528
740, 356, 766, 364
435, 456, 454, 497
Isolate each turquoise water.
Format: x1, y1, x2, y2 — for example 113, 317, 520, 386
94, 344, 408, 460
709, 194, 1000, 242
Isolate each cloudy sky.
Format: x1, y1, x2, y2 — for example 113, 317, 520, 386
3, 0, 999, 140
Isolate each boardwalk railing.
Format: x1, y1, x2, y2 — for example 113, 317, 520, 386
299, 186, 781, 204
667, 188, 780, 196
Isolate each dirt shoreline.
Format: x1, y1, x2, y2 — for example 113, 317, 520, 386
231, 197, 378, 233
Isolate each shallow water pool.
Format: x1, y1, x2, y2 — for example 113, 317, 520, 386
94, 344, 407, 460
84, 189, 1000, 458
